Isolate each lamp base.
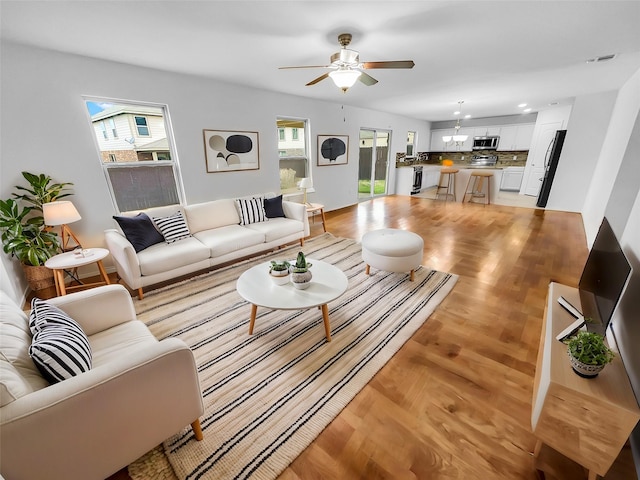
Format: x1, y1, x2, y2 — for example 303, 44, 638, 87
61, 224, 82, 252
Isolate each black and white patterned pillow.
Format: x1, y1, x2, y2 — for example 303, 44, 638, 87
28, 298, 92, 384
153, 211, 192, 243
235, 197, 267, 225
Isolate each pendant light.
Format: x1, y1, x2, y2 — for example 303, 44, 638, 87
329, 68, 362, 92
442, 101, 469, 147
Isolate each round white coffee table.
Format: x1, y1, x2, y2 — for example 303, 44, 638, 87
45, 248, 111, 296
236, 259, 348, 342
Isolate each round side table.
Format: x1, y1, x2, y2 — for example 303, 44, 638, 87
45, 248, 111, 296
306, 203, 327, 232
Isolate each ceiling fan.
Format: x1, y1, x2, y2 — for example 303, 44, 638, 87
279, 33, 415, 92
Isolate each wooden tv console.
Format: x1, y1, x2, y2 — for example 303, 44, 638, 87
532, 282, 640, 479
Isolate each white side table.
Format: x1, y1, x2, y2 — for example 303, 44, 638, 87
45, 248, 111, 296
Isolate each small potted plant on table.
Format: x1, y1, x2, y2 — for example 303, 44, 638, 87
566, 330, 615, 378
269, 260, 291, 285
290, 251, 312, 289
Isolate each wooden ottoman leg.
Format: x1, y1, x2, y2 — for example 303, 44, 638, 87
365, 264, 370, 275
410, 269, 415, 282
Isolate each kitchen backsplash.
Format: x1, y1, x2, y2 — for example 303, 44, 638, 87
396, 150, 528, 167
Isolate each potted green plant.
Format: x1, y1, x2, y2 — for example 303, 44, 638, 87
269, 260, 291, 285
290, 251, 312, 289
566, 330, 615, 378
0, 171, 74, 290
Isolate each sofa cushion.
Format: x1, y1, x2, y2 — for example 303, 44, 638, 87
235, 197, 267, 225
244, 217, 304, 243
153, 211, 192, 243
28, 298, 92, 384
264, 195, 285, 218
89, 321, 158, 367
0, 292, 49, 405
112, 213, 165, 252
137, 236, 211, 276
193, 225, 265, 257
184, 199, 240, 233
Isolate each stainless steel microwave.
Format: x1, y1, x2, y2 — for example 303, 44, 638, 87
472, 136, 500, 150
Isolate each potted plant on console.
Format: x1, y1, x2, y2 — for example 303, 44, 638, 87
566, 330, 615, 378
0, 171, 74, 290
269, 260, 291, 285
290, 251, 312, 290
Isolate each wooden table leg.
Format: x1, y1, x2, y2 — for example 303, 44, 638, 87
321, 304, 331, 342
96, 260, 111, 285
55, 269, 67, 295
320, 208, 327, 232
248, 304, 258, 334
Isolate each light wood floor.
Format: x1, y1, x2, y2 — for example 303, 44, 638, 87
95, 194, 633, 480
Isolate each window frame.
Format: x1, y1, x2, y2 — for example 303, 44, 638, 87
276, 116, 312, 195
83, 96, 186, 213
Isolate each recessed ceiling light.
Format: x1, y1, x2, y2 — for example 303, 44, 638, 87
518, 103, 527, 108
548, 101, 559, 106
465, 114, 471, 119
454, 110, 461, 115
523, 108, 532, 113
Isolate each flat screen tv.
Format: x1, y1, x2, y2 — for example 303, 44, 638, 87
579, 217, 632, 335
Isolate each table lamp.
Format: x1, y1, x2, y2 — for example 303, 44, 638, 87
43, 200, 82, 251
299, 178, 313, 206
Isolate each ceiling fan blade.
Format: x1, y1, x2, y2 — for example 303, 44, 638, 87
358, 71, 378, 86
279, 65, 330, 70
306, 72, 330, 86
362, 60, 415, 69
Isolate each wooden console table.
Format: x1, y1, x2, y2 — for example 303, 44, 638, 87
532, 282, 640, 479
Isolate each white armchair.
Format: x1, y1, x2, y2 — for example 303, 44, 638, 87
0, 284, 204, 480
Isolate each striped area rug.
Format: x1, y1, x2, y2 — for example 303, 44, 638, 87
131, 233, 457, 480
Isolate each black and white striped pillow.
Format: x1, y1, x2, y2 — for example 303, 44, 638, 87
235, 197, 267, 225
28, 298, 92, 384
153, 211, 192, 243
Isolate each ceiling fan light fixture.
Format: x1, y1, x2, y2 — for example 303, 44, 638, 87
329, 69, 362, 92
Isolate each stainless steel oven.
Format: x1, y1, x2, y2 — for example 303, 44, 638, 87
411, 165, 423, 194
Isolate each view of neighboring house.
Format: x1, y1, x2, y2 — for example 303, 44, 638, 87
89, 104, 171, 163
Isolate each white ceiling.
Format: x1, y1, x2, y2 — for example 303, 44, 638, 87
2, 1, 640, 122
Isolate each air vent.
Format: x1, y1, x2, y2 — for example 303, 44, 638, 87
586, 54, 617, 63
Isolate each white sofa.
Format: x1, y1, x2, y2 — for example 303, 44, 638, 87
105, 195, 310, 298
0, 284, 204, 480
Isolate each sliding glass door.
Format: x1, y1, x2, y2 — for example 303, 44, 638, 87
358, 129, 390, 200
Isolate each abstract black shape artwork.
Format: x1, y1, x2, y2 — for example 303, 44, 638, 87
317, 135, 349, 166
204, 130, 260, 172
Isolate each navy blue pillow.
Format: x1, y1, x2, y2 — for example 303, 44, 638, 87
264, 195, 285, 218
113, 213, 165, 252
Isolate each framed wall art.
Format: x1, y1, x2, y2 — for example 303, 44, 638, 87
317, 135, 349, 166
203, 129, 260, 172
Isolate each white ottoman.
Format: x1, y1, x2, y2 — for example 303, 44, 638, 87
361, 229, 424, 281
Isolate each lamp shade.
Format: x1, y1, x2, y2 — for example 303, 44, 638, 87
442, 135, 453, 143
329, 69, 362, 91
299, 177, 313, 189
453, 135, 469, 142
43, 201, 81, 226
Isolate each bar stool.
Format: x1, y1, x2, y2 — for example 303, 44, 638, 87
463, 170, 493, 205
435, 167, 459, 201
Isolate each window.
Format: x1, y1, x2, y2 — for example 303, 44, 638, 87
84, 98, 184, 212
99, 122, 108, 140
135, 116, 150, 136
277, 117, 310, 194
407, 131, 415, 156
108, 118, 118, 138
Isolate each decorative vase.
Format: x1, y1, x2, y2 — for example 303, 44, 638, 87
568, 353, 605, 378
269, 269, 290, 286
291, 270, 312, 289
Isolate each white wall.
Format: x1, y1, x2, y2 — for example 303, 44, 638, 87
581, 68, 640, 245
546, 92, 617, 213
0, 41, 429, 299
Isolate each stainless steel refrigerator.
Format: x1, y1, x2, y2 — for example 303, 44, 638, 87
536, 129, 567, 207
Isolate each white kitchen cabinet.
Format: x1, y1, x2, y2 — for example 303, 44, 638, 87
473, 126, 501, 137
422, 166, 440, 189
500, 167, 525, 191
430, 130, 447, 152
497, 123, 535, 151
